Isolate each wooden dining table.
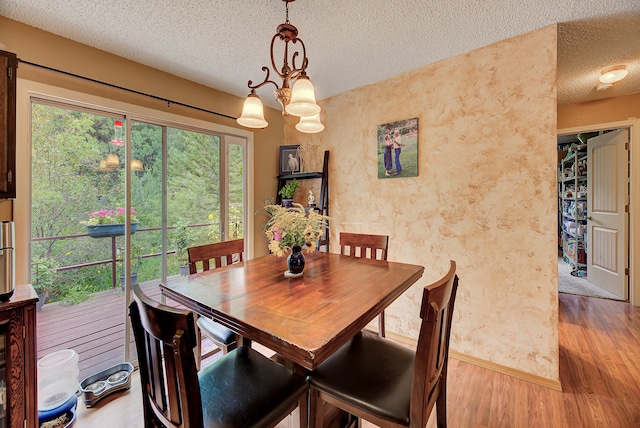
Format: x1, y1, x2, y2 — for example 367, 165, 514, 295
161, 250, 424, 425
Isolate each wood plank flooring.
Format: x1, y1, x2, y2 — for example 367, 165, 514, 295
73, 293, 640, 427
36, 281, 163, 381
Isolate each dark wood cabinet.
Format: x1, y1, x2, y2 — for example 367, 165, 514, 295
0, 49, 17, 199
0, 285, 38, 428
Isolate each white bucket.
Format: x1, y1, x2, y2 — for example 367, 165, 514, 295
37, 349, 79, 411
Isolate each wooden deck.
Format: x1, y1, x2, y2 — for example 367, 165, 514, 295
36, 280, 165, 381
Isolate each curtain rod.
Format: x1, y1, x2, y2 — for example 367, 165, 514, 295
18, 58, 238, 121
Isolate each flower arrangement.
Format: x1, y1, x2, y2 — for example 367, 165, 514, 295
264, 203, 330, 257
82, 208, 139, 226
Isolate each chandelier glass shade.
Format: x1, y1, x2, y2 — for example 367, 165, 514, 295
295, 113, 324, 133
285, 74, 321, 117
99, 153, 120, 171
236, 0, 323, 133
237, 93, 269, 128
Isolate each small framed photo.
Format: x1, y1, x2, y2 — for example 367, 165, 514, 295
377, 117, 418, 178
279, 145, 301, 175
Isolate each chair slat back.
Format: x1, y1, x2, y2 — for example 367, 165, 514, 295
188, 239, 244, 274
129, 284, 203, 428
339, 232, 388, 260
410, 260, 458, 427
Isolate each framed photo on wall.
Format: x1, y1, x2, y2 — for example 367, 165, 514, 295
377, 117, 418, 178
279, 145, 301, 175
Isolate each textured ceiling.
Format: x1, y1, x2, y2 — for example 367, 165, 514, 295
1, 0, 639, 109
558, 14, 640, 105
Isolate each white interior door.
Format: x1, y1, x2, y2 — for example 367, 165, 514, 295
587, 129, 629, 299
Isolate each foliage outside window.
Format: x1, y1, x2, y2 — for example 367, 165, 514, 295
31, 256, 60, 297
31, 102, 245, 304
173, 219, 194, 266
117, 244, 142, 274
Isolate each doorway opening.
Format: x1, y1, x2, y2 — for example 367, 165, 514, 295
557, 128, 629, 301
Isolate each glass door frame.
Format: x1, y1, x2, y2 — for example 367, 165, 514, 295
221, 135, 247, 242
118, 117, 250, 362
19, 80, 254, 364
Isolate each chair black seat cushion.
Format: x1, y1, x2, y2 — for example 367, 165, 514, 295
199, 346, 307, 428
197, 317, 236, 345
307, 331, 415, 425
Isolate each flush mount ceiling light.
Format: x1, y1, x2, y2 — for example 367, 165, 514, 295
237, 0, 323, 133
598, 65, 628, 84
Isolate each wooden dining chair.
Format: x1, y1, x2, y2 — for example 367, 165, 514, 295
187, 239, 244, 369
339, 232, 389, 336
188, 239, 245, 274
129, 283, 308, 428
307, 260, 458, 428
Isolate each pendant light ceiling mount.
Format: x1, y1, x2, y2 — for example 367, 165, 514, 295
236, 0, 323, 133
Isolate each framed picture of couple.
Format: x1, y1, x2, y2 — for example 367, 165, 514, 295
377, 117, 418, 178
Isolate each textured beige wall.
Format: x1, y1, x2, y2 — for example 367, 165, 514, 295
0, 16, 283, 263
558, 92, 640, 129
287, 26, 560, 380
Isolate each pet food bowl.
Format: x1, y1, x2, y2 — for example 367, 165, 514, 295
78, 362, 134, 408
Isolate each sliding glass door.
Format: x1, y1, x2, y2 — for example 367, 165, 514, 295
226, 136, 245, 240
31, 100, 247, 377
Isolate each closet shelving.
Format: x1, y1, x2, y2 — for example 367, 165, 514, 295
559, 150, 588, 275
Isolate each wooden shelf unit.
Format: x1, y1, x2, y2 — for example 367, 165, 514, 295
276, 150, 329, 250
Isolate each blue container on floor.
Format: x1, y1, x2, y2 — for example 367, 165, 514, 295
38, 394, 77, 427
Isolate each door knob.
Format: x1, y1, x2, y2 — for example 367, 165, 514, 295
586, 216, 593, 220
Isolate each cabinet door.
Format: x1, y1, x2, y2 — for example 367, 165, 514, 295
0, 308, 26, 428
0, 50, 17, 199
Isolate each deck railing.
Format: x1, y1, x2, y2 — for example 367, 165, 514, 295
32, 222, 243, 380
31, 223, 209, 289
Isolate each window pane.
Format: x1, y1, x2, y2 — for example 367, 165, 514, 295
32, 100, 246, 376
31, 102, 128, 380
228, 142, 245, 239
130, 121, 163, 283
167, 127, 221, 272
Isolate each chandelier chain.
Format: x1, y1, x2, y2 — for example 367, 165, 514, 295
285, 0, 290, 24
